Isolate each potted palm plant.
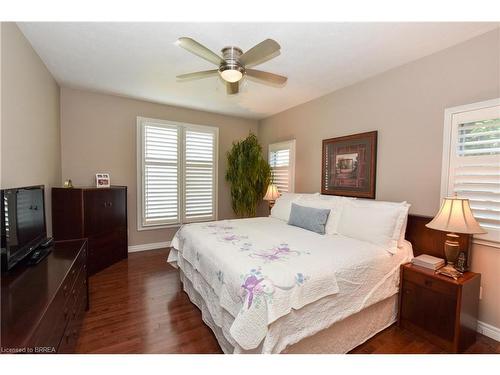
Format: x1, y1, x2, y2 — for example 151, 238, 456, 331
225, 133, 271, 217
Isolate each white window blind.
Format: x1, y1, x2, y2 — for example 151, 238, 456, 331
143, 123, 180, 226
443, 101, 500, 244
184, 129, 216, 221
137, 117, 218, 230
269, 140, 296, 193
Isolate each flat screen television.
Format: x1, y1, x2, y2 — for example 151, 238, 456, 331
1, 185, 47, 271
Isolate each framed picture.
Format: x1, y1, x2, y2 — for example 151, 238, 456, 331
321, 131, 377, 199
95, 173, 110, 188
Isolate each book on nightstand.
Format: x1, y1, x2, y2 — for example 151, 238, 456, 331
411, 254, 445, 270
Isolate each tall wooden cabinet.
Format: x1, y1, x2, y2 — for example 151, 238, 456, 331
52, 186, 128, 276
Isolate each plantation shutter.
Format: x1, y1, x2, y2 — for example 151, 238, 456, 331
269, 140, 296, 193
183, 128, 217, 222
142, 123, 180, 226
138, 117, 218, 229
446, 104, 500, 243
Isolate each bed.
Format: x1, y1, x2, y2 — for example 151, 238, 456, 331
167, 194, 415, 353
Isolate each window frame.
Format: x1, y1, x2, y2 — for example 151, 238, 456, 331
441, 98, 500, 247
136, 117, 219, 231
269, 139, 296, 193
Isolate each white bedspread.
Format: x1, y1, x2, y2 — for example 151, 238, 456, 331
168, 217, 341, 349
168, 217, 413, 352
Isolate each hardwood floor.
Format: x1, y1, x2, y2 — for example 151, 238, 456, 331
350, 324, 499, 354
76, 249, 499, 354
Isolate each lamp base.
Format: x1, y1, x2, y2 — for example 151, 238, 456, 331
268, 200, 275, 213
444, 233, 460, 265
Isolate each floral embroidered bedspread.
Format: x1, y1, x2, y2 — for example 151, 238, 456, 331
167, 217, 340, 350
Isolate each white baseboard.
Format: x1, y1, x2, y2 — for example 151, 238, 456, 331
477, 320, 500, 342
128, 241, 171, 253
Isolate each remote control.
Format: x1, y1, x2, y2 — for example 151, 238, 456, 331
39, 237, 54, 248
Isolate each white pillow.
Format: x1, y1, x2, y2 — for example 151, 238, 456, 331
398, 213, 409, 248
351, 199, 411, 248
337, 199, 410, 254
295, 194, 354, 235
270, 192, 319, 222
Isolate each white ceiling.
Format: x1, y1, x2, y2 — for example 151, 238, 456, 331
18, 22, 498, 120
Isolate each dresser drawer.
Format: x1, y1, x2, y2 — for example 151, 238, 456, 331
29, 248, 86, 350
403, 267, 457, 296
30, 281, 68, 350
61, 247, 86, 300
58, 269, 88, 353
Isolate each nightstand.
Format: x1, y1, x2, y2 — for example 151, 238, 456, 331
398, 263, 481, 353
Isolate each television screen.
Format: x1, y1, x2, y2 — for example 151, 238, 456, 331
1, 185, 47, 270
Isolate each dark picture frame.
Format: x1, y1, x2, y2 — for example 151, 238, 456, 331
321, 131, 377, 199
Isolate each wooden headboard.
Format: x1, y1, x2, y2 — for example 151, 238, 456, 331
405, 214, 471, 259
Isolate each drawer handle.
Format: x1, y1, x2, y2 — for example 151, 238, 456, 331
424, 279, 433, 287
71, 269, 76, 275
103, 201, 113, 208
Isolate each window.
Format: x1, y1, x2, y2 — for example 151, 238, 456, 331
442, 99, 500, 245
269, 140, 296, 193
137, 117, 218, 229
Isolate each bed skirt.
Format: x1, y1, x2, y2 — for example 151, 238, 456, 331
283, 294, 397, 353
179, 270, 398, 354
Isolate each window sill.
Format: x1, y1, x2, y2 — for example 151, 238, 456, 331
137, 223, 182, 231
136, 216, 218, 231
473, 238, 500, 249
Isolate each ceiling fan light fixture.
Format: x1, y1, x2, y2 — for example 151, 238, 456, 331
175, 38, 286, 95
220, 68, 243, 83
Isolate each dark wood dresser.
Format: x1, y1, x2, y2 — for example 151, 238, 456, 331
52, 186, 128, 276
1, 239, 88, 354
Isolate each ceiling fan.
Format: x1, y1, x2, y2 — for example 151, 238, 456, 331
175, 37, 287, 95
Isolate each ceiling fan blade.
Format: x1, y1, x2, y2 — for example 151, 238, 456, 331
176, 37, 224, 66
226, 81, 239, 95
245, 69, 287, 85
239, 39, 281, 67
177, 70, 219, 80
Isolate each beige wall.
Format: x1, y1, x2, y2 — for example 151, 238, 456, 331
60, 87, 259, 246
259, 29, 500, 328
0, 23, 61, 236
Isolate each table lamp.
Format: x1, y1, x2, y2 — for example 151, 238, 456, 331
426, 196, 486, 266
263, 184, 280, 211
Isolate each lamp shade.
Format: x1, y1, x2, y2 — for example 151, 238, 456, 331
263, 184, 280, 201
426, 197, 487, 234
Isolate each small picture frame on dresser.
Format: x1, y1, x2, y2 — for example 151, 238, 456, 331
95, 173, 110, 188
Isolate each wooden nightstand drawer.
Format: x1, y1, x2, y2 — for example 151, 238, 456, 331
403, 267, 456, 296
398, 263, 480, 353
401, 281, 457, 342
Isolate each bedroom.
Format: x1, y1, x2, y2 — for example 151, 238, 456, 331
1, 0, 499, 372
